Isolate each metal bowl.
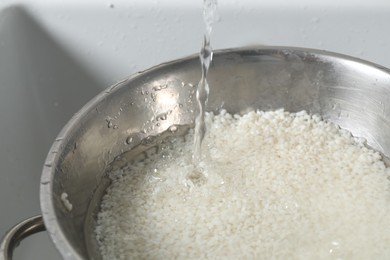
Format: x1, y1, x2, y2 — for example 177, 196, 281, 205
2, 47, 390, 259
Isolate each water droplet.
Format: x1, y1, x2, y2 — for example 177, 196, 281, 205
107, 120, 113, 128
113, 125, 119, 129
108, 3, 114, 8
125, 136, 133, 144
151, 92, 157, 101
153, 84, 168, 91
61, 192, 73, 211
169, 125, 178, 133
156, 113, 168, 121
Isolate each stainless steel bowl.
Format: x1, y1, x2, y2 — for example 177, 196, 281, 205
2, 47, 390, 259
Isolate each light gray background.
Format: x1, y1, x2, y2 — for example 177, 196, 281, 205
0, 0, 390, 259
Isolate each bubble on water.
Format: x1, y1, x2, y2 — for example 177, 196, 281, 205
188, 167, 207, 186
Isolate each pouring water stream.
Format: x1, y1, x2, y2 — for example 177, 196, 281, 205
193, 0, 219, 166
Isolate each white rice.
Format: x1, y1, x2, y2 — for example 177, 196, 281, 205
95, 109, 390, 260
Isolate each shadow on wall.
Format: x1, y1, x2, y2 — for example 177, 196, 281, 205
0, 5, 104, 256
0, 5, 104, 143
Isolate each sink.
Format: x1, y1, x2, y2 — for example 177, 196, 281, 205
0, 0, 389, 259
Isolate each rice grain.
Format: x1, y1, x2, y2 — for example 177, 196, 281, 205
96, 110, 390, 260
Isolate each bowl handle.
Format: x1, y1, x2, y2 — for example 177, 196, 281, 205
0, 215, 45, 260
